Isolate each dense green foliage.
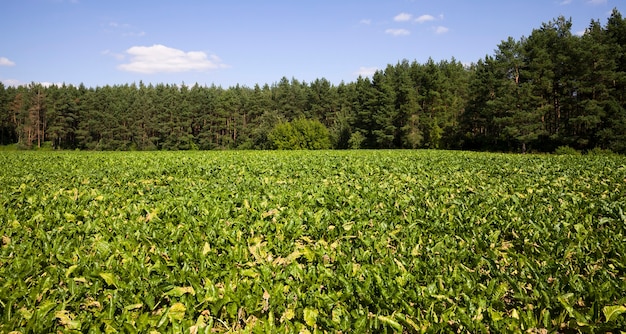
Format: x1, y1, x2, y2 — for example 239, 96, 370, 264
0, 10, 625, 153
268, 119, 331, 150
1, 150, 625, 332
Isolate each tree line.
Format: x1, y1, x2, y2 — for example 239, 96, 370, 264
1, 9, 625, 153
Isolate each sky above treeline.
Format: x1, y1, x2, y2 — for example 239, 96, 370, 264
1, 0, 623, 88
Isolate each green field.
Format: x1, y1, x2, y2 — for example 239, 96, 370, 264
1, 150, 625, 333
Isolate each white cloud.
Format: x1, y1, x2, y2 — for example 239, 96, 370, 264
575, 29, 586, 36
40, 81, 64, 88
360, 19, 372, 25
385, 28, 410, 36
1, 78, 22, 86
117, 44, 228, 74
433, 26, 449, 34
394, 13, 413, 22
415, 14, 436, 23
0, 57, 15, 66
560, 0, 572, 4
588, 0, 607, 4
1, 79, 62, 87
354, 67, 378, 77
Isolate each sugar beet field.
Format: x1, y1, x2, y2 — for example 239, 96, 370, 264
1, 150, 625, 333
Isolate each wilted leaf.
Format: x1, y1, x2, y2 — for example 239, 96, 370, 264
55, 310, 81, 329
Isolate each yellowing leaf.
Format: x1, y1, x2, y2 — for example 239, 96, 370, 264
168, 302, 186, 322
303, 307, 318, 327
281, 308, 295, 322
603, 305, 626, 322
145, 209, 158, 222
202, 242, 211, 256
55, 310, 81, 329
18, 307, 33, 320
65, 264, 78, 278
166, 286, 196, 297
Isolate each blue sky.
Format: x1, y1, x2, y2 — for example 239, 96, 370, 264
1, 0, 623, 88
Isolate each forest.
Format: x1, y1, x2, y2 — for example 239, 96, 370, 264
1, 9, 625, 153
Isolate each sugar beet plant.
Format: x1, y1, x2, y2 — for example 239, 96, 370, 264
1, 150, 625, 332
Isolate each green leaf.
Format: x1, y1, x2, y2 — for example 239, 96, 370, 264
377, 315, 402, 331
557, 294, 588, 325
99, 272, 118, 287
124, 303, 144, 311
603, 305, 626, 322
36, 300, 58, 317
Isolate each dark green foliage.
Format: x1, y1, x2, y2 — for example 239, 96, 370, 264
0, 10, 625, 153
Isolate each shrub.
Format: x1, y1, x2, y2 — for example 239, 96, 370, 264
587, 147, 616, 156
554, 146, 581, 155
268, 118, 331, 150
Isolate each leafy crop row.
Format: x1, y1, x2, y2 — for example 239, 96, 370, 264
1, 150, 625, 332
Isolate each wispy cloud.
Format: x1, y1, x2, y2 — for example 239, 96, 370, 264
102, 49, 125, 60
123, 31, 146, 37
394, 12, 413, 22
385, 28, 410, 36
107, 21, 145, 38
433, 26, 450, 34
117, 44, 228, 74
559, 0, 572, 4
109, 21, 130, 28
415, 14, 436, 23
0, 57, 16, 66
359, 19, 372, 25
354, 67, 378, 77
587, 0, 607, 4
